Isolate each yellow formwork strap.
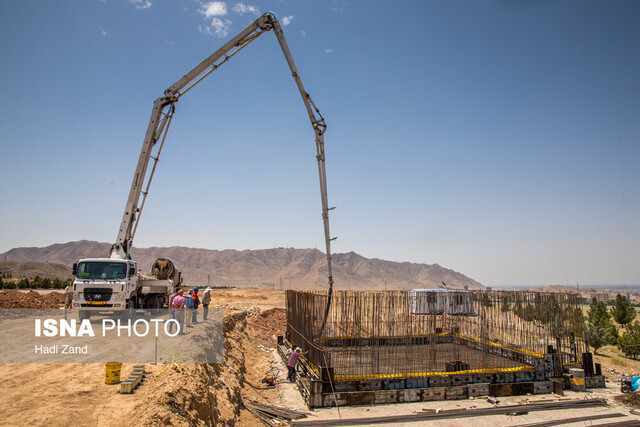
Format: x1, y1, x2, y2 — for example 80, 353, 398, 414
326, 331, 451, 340
306, 358, 321, 377
154, 337, 192, 375
335, 365, 535, 381
452, 333, 544, 358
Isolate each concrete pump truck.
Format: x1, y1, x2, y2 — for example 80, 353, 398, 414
70, 13, 335, 319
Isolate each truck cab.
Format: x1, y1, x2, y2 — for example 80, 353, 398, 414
72, 258, 171, 319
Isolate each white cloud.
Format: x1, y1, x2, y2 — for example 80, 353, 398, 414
197, 2, 238, 38
198, 24, 212, 35
200, 1, 227, 17
325, 48, 333, 54
209, 17, 232, 37
301, 30, 306, 37
130, 0, 152, 9
232, 3, 259, 15
282, 15, 293, 26
100, 28, 107, 37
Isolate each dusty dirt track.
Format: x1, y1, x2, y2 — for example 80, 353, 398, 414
1, 289, 640, 426
0, 289, 287, 426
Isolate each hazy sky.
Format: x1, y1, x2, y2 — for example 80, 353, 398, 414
1, 0, 638, 287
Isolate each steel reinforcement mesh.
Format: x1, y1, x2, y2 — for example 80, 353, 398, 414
285, 290, 586, 380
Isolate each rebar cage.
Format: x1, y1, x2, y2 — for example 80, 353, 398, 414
286, 290, 587, 380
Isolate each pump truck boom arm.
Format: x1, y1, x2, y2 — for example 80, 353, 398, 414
109, 13, 335, 305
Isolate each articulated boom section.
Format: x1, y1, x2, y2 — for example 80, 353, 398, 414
109, 13, 335, 303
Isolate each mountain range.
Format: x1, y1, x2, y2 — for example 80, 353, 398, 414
0, 241, 484, 290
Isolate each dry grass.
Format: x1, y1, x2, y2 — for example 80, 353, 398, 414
615, 392, 640, 408
594, 345, 640, 375
611, 355, 630, 368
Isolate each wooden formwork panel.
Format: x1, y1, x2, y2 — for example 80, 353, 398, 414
534, 381, 552, 394
468, 383, 490, 397
332, 381, 357, 392
373, 390, 398, 404
490, 382, 535, 397
300, 379, 324, 408
429, 376, 452, 387
346, 391, 375, 406
421, 387, 446, 401
401, 389, 421, 402
473, 373, 494, 384
583, 374, 606, 389
445, 386, 469, 400
323, 394, 347, 407
451, 374, 474, 386
359, 380, 382, 391
311, 381, 554, 407
514, 371, 534, 382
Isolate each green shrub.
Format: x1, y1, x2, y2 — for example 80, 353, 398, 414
586, 298, 619, 353
612, 294, 636, 327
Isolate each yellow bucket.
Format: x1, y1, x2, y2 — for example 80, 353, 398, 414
105, 362, 122, 384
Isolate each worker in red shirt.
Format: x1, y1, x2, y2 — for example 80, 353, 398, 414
191, 286, 200, 323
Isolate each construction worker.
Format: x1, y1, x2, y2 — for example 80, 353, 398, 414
168, 288, 179, 334
191, 286, 200, 323
202, 287, 212, 320
184, 289, 194, 327
170, 289, 186, 335
287, 347, 307, 382
64, 285, 73, 309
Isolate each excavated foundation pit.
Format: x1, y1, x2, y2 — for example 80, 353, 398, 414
283, 290, 605, 407
327, 342, 526, 378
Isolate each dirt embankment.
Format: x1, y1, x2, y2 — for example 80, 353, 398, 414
248, 308, 286, 346
0, 290, 289, 426
98, 307, 286, 426
0, 290, 65, 308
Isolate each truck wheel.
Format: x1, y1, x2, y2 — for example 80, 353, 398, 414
151, 295, 163, 309
120, 298, 136, 321
79, 310, 91, 321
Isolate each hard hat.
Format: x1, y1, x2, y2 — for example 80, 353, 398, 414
194, 286, 199, 292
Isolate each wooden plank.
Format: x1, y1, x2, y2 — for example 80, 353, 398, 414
292, 399, 608, 426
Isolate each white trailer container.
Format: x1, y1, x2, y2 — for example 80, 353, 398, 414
408, 289, 474, 315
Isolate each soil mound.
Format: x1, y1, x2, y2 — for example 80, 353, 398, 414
248, 308, 286, 346
0, 290, 65, 308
